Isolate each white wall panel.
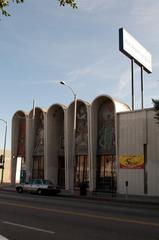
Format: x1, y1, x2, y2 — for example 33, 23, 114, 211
118, 109, 159, 196
117, 110, 145, 195
147, 110, 159, 196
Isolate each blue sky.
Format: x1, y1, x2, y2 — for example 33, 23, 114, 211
0, 0, 159, 149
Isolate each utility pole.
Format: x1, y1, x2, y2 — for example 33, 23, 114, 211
0, 118, 7, 184
60, 81, 77, 194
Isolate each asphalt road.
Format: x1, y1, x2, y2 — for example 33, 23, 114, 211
0, 191, 159, 240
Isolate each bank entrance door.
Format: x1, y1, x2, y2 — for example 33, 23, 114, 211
58, 156, 65, 188
32, 156, 44, 179
96, 155, 116, 192
74, 155, 88, 188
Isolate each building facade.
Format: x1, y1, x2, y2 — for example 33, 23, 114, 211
117, 109, 159, 196
0, 149, 11, 183
11, 95, 159, 196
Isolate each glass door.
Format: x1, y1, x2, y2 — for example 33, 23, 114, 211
74, 155, 88, 188
96, 155, 116, 192
32, 156, 44, 179
58, 156, 65, 188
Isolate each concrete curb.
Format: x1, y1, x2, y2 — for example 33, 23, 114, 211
0, 187, 16, 192
58, 189, 159, 206
58, 194, 159, 206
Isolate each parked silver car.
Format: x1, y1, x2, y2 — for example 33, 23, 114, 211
16, 179, 60, 195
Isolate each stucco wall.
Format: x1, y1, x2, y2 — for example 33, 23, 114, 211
117, 109, 159, 196
146, 109, 159, 195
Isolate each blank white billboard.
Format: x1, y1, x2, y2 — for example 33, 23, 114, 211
119, 28, 152, 73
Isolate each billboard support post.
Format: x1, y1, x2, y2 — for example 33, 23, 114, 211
131, 58, 134, 111
141, 66, 144, 110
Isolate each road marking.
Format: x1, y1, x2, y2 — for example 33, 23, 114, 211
2, 221, 55, 235
0, 200, 159, 227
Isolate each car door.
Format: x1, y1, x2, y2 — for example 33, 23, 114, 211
32, 179, 42, 192
24, 179, 34, 192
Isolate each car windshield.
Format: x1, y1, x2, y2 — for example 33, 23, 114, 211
28, 179, 34, 184
27, 179, 54, 185
35, 179, 42, 184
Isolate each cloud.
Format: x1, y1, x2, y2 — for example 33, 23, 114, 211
66, 57, 114, 83
131, 1, 159, 28
78, 0, 116, 12
21, 80, 60, 85
115, 69, 131, 99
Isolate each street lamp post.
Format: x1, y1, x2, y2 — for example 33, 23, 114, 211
0, 118, 7, 184
60, 81, 77, 193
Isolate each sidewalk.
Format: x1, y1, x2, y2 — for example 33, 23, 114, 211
0, 183, 16, 192
1, 184, 159, 206
59, 189, 159, 206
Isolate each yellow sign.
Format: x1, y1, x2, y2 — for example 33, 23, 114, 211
120, 155, 144, 169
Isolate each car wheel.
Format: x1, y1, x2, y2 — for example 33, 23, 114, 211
37, 189, 43, 195
16, 187, 23, 193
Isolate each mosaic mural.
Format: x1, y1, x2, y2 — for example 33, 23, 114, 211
17, 119, 26, 157
75, 104, 88, 155
97, 100, 116, 155
33, 111, 44, 156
